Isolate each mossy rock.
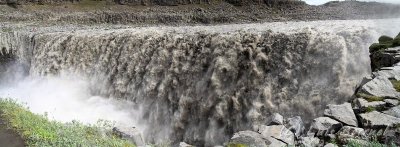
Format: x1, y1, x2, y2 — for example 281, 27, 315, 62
378, 35, 394, 44
369, 43, 391, 53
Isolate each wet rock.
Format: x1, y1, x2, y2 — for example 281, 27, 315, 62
230, 131, 268, 147
284, 116, 305, 138
299, 137, 320, 147
360, 76, 400, 98
385, 99, 399, 107
359, 111, 400, 128
307, 117, 343, 137
112, 127, 145, 146
324, 103, 358, 127
258, 125, 294, 145
269, 113, 284, 125
383, 105, 400, 118
179, 142, 194, 147
336, 126, 367, 143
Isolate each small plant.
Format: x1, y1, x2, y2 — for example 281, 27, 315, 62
345, 138, 397, 147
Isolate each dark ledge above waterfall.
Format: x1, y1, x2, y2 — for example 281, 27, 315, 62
0, 1, 400, 25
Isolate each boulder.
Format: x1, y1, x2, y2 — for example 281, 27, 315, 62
359, 111, 400, 128
383, 105, 400, 118
385, 99, 399, 107
284, 116, 305, 138
229, 131, 268, 147
112, 127, 146, 146
324, 103, 358, 127
373, 64, 400, 80
307, 117, 343, 137
336, 126, 367, 143
269, 113, 284, 125
299, 137, 320, 147
360, 76, 400, 99
258, 125, 294, 145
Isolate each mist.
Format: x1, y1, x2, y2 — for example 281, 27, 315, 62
0, 72, 142, 128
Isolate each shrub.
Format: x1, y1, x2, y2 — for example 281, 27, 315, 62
393, 37, 400, 47
378, 35, 394, 44
0, 98, 135, 147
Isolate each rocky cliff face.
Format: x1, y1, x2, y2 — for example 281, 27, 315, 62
1, 19, 390, 145
0, 0, 304, 6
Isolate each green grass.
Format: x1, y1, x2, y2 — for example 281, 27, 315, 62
365, 106, 376, 112
356, 93, 384, 102
390, 80, 400, 92
0, 98, 135, 147
345, 139, 396, 147
227, 143, 248, 147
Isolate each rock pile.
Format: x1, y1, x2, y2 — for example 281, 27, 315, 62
228, 36, 400, 147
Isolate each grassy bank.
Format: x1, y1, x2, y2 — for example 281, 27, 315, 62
0, 98, 135, 147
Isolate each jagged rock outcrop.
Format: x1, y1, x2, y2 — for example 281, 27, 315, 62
323, 103, 358, 127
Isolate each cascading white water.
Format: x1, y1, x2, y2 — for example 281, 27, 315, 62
0, 19, 399, 146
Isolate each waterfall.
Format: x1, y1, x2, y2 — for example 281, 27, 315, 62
0, 19, 399, 146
